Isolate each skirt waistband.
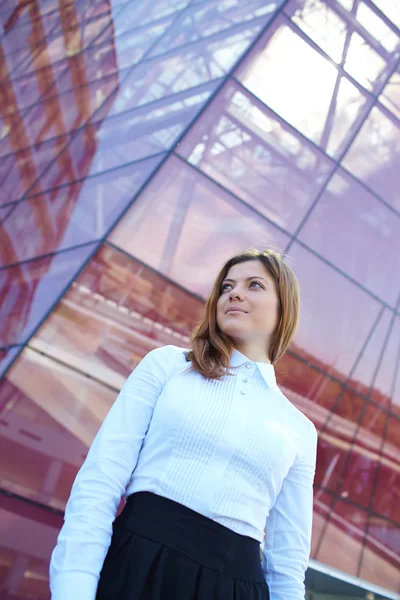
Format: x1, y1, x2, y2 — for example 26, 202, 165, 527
116, 492, 263, 581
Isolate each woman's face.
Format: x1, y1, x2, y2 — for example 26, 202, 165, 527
216, 260, 280, 354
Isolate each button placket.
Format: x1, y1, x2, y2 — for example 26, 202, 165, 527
240, 364, 252, 395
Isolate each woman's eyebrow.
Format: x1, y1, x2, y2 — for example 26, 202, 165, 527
222, 277, 268, 283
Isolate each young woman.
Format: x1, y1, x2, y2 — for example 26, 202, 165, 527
50, 248, 318, 600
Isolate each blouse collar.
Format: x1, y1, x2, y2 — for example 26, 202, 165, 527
230, 349, 277, 388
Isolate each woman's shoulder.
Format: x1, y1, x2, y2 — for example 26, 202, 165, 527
146, 344, 190, 362
140, 344, 191, 374
275, 386, 317, 438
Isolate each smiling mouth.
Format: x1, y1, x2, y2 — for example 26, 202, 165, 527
226, 308, 247, 314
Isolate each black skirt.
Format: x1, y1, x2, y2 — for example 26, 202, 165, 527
96, 492, 269, 600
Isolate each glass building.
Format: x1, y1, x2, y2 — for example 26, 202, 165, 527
0, 0, 399, 598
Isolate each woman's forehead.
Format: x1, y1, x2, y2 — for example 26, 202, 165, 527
225, 260, 269, 279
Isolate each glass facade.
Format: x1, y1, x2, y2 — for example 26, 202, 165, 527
0, 0, 399, 597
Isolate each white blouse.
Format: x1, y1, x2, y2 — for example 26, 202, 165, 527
50, 345, 317, 600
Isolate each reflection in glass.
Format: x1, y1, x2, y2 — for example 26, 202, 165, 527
18, 73, 120, 148
107, 0, 194, 38
0, 494, 62, 600
348, 309, 392, 398
360, 516, 400, 590
370, 317, 400, 409
105, 20, 267, 118
51, 17, 173, 97
109, 155, 289, 297
236, 17, 371, 157
316, 500, 367, 575
0, 243, 96, 346
0, 156, 162, 268
276, 353, 343, 415
288, 243, 382, 382
178, 80, 334, 233
0, 346, 22, 379
31, 244, 201, 383
298, 169, 400, 307
36, 83, 217, 191
0, 135, 69, 205
356, 0, 400, 47
311, 489, 334, 557
379, 69, 400, 120
343, 106, 400, 212
149, 0, 281, 57
2, 347, 114, 490
284, 0, 397, 93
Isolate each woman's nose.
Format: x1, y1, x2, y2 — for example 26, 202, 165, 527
229, 287, 244, 301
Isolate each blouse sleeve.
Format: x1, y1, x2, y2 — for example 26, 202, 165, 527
49, 345, 177, 600
262, 423, 318, 600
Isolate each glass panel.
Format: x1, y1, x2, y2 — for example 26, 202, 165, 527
348, 309, 392, 397
360, 516, 400, 591
0, 346, 21, 379
0, 348, 111, 508
359, 402, 389, 450
0, 494, 62, 600
105, 0, 192, 38
276, 353, 344, 415
177, 80, 334, 233
312, 489, 335, 557
104, 20, 267, 118
15, 72, 120, 149
1, 65, 63, 117
50, 0, 117, 35
315, 389, 366, 493
284, 0, 394, 93
0, 45, 37, 82
34, 82, 217, 191
50, 17, 174, 98
0, 135, 69, 205
314, 437, 347, 492
373, 460, 400, 523
32, 13, 113, 66
109, 155, 289, 297
383, 415, 400, 463
149, 0, 280, 57
379, 68, 400, 120
288, 243, 382, 382
392, 367, 400, 418
331, 387, 365, 428
0, 108, 30, 160
316, 500, 368, 575
370, 316, 400, 408
364, 0, 400, 30
338, 450, 379, 508
0, 242, 96, 346
0, 204, 14, 223
298, 169, 400, 307
0, 155, 162, 267
236, 16, 372, 158
372, 415, 400, 525
31, 244, 201, 382
0, 7, 59, 55
342, 106, 400, 213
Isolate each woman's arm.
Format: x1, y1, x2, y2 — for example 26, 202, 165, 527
49, 345, 177, 600
262, 422, 318, 600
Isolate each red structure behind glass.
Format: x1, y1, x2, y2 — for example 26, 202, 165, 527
0, 0, 399, 598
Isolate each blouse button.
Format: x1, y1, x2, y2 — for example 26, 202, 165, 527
240, 390, 246, 395
242, 378, 248, 383
245, 364, 252, 370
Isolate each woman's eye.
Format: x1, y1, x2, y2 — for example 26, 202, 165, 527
221, 284, 232, 292
250, 281, 263, 288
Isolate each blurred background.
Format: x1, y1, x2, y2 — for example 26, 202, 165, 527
0, 0, 399, 598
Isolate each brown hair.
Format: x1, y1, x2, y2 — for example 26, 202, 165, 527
187, 248, 300, 379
